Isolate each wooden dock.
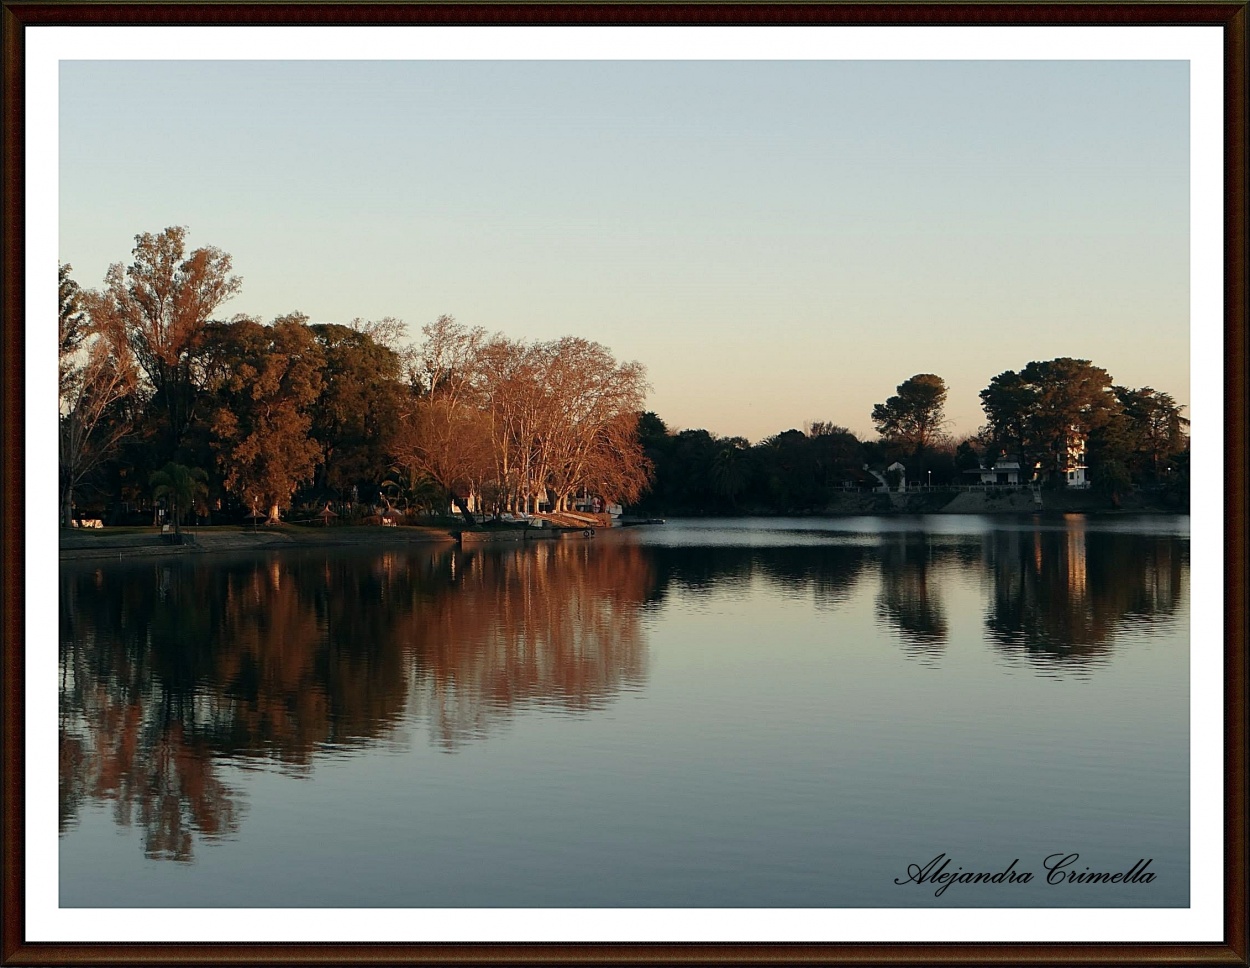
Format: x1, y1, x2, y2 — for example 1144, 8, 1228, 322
457, 527, 558, 544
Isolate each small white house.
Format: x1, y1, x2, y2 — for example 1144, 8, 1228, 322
965, 458, 1026, 485
863, 464, 889, 493
886, 461, 907, 492
990, 459, 1023, 485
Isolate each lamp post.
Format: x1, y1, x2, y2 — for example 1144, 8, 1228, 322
927, 470, 932, 490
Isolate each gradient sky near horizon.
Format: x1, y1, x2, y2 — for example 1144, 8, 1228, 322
59, 59, 1190, 442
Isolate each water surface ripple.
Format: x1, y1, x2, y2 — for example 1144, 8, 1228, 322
59, 515, 1189, 907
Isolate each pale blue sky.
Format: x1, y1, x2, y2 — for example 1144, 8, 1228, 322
59, 60, 1189, 441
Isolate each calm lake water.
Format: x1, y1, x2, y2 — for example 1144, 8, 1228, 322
59, 515, 1189, 908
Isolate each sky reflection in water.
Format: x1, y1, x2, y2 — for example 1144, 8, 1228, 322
59, 515, 1188, 907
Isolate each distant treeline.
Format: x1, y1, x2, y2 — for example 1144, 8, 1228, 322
632, 365, 1189, 515
60, 227, 1189, 527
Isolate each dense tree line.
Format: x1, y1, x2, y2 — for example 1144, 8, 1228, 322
631, 417, 870, 516
58, 228, 651, 526
634, 361, 1188, 515
978, 358, 1189, 497
59, 228, 1189, 526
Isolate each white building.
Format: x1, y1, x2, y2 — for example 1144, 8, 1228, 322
966, 458, 1026, 485
1062, 430, 1090, 488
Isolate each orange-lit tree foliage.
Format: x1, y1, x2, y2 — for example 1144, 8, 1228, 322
83, 226, 242, 457
395, 319, 653, 520
202, 314, 325, 522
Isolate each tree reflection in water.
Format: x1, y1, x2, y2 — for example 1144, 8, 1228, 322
643, 544, 869, 611
406, 541, 653, 749
982, 519, 1186, 672
59, 539, 655, 855
874, 532, 951, 663
60, 520, 1186, 859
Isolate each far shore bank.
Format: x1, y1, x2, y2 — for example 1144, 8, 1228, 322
60, 492, 1186, 563
640, 488, 1185, 519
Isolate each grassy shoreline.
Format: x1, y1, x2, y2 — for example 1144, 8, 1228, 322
59, 522, 458, 561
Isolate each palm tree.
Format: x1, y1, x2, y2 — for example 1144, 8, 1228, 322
379, 475, 409, 511
149, 462, 209, 537
383, 465, 447, 519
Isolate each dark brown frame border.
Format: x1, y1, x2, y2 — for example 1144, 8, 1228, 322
2, 4, 1245, 965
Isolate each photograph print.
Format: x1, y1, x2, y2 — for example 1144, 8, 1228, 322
47, 30, 1212, 934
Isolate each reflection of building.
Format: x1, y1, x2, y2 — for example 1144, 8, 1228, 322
1064, 518, 1087, 598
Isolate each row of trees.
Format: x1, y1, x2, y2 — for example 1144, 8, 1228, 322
978, 359, 1188, 489
632, 416, 870, 515
635, 361, 1188, 515
871, 364, 1188, 490
391, 316, 651, 520
59, 227, 652, 526
59, 227, 1188, 525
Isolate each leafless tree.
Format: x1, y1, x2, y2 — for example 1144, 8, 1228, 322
59, 265, 135, 526
395, 324, 651, 519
